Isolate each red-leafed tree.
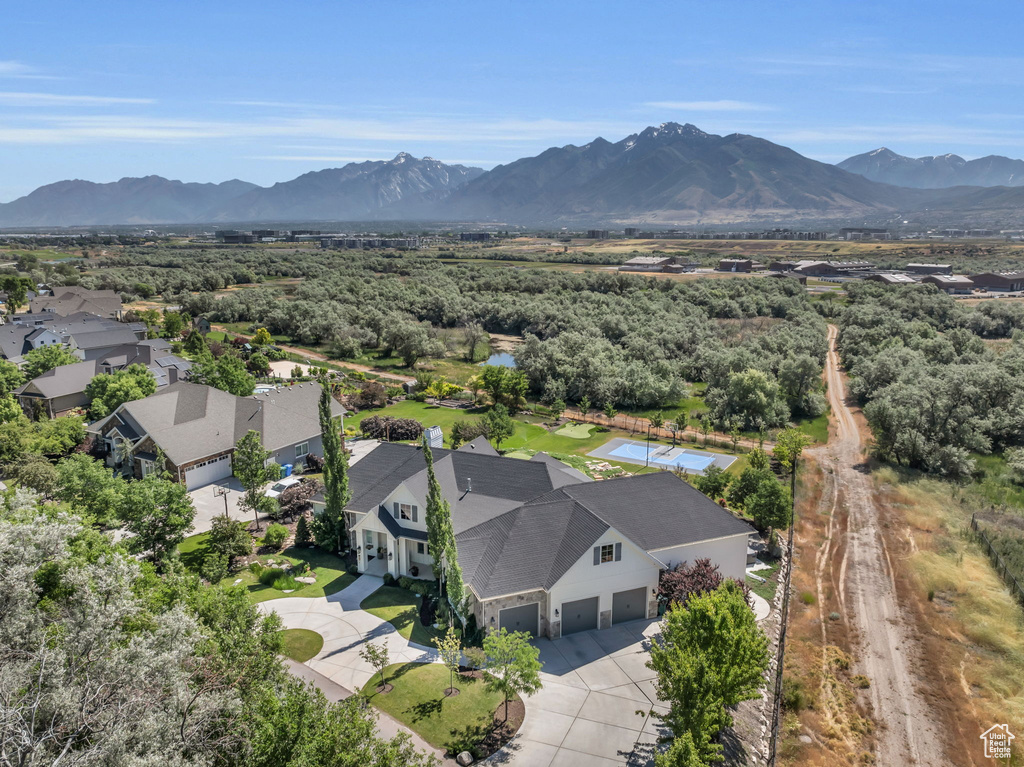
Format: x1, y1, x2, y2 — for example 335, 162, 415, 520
658, 558, 751, 609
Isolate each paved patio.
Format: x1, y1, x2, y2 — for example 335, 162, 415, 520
188, 477, 250, 534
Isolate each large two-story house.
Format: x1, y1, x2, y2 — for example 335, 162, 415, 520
333, 439, 753, 639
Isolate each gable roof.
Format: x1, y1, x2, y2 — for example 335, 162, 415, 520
0, 325, 34, 360
15, 359, 98, 399
29, 287, 122, 319
94, 381, 343, 465
458, 435, 498, 455
459, 471, 754, 598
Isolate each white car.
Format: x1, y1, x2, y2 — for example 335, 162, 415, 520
265, 476, 303, 499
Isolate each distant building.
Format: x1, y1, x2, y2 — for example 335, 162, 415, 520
619, 256, 674, 272
624, 227, 639, 237
289, 230, 322, 241
216, 230, 256, 244
768, 260, 801, 272
792, 260, 875, 277
865, 273, 918, 286
586, 230, 610, 240
320, 237, 419, 250
969, 271, 1024, 292
905, 263, 952, 275
252, 230, 281, 239
921, 275, 974, 294
768, 271, 807, 285
840, 227, 890, 241
716, 259, 763, 273
460, 232, 492, 242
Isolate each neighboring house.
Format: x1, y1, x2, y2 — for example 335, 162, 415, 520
29, 286, 123, 320
14, 360, 97, 418
921, 274, 974, 294
88, 381, 344, 488
14, 340, 191, 419
767, 271, 807, 285
193, 317, 212, 335
329, 442, 753, 639
7, 311, 147, 362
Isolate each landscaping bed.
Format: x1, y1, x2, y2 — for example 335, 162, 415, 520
360, 662, 523, 760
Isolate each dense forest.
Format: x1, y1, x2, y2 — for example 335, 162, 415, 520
74, 247, 829, 420
838, 282, 1024, 477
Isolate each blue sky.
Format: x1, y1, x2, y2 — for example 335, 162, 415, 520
3, 0, 1024, 200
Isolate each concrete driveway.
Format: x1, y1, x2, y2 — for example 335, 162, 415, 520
188, 477, 250, 534
490, 620, 668, 767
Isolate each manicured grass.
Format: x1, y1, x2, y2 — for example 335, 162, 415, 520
178, 532, 211, 571
279, 628, 324, 662
176, 534, 357, 603
747, 558, 781, 602
553, 422, 594, 439
361, 662, 508, 753
222, 547, 357, 603
360, 586, 443, 648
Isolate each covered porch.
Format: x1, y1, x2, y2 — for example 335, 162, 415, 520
352, 510, 434, 580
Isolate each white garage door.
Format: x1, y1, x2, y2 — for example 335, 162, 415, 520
184, 454, 232, 489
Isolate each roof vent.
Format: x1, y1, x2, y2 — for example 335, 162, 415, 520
466, 478, 472, 492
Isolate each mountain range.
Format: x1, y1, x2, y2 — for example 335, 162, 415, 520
837, 147, 1024, 188
3, 123, 1024, 227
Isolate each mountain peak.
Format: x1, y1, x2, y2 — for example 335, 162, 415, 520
839, 147, 1023, 188
637, 122, 710, 141
392, 152, 413, 163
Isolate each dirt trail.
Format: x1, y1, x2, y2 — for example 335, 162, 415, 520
814, 324, 948, 766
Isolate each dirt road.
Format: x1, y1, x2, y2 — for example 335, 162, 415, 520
814, 324, 948, 765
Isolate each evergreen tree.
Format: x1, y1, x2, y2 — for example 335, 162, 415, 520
312, 381, 349, 553
422, 439, 450, 587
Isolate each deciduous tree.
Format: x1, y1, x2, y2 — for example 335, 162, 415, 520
482, 628, 542, 721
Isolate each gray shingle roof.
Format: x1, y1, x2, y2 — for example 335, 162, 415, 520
15, 360, 98, 399
345, 443, 754, 600
98, 382, 343, 465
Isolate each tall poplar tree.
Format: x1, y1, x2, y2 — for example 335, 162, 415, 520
313, 380, 349, 553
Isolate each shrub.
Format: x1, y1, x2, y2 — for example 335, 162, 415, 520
800, 591, 816, 605
347, 564, 359, 575
463, 646, 487, 671
398, 576, 413, 590
294, 514, 313, 547
781, 676, 806, 712
249, 561, 264, 576
409, 581, 428, 596
262, 524, 289, 550
200, 552, 229, 584
383, 572, 396, 586
360, 415, 424, 442
304, 452, 324, 472
852, 675, 871, 689
272, 574, 300, 591
279, 479, 322, 520
259, 567, 287, 586
265, 462, 282, 482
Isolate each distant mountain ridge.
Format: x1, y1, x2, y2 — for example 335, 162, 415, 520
425, 122, 923, 223
209, 153, 484, 222
0, 176, 260, 227
7, 125, 1024, 227
837, 147, 1024, 188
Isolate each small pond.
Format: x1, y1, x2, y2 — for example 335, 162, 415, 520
480, 352, 517, 368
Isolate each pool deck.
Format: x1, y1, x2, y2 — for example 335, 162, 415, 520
587, 437, 737, 474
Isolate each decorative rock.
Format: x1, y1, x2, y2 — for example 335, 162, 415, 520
456, 751, 474, 766
799, 735, 812, 744
295, 576, 317, 584
233, 579, 242, 585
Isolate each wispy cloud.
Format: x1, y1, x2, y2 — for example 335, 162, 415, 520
0, 92, 154, 106
644, 100, 774, 112
0, 60, 60, 80
0, 114, 639, 145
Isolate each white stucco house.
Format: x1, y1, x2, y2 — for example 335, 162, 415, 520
323, 437, 754, 639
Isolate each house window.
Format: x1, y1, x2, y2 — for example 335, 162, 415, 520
600, 544, 614, 563
417, 542, 428, 555
400, 503, 418, 522
295, 442, 309, 460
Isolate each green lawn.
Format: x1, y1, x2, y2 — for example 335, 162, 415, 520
348, 399, 749, 477
361, 662, 508, 754
177, 534, 357, 603
747, 557, 781, 601
279, 628, 324, 662
360, 586, 443, 648
794, 409, 830, 445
